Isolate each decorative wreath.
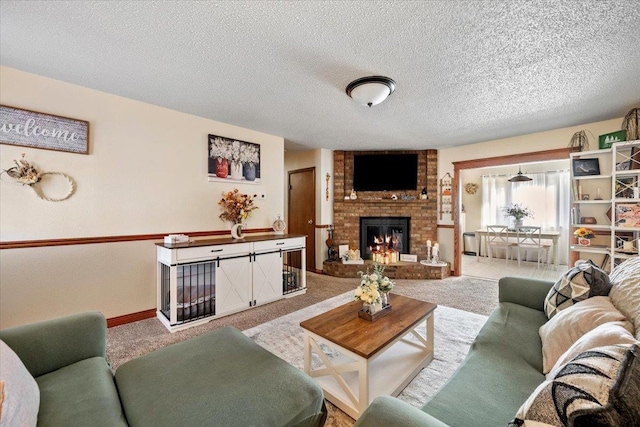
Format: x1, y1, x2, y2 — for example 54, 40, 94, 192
2, 154, 76, 202
464, 183, 478, 195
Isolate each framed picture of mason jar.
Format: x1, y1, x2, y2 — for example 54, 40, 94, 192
207, 134, 261, 184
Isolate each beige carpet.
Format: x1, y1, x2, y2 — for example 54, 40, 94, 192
106, 273, 498, 370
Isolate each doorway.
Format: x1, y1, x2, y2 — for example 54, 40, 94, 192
288, 168, 316, 271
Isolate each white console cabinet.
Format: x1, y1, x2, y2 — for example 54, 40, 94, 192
157, 235, 306, 332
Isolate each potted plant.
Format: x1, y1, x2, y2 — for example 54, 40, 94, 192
574, 227, 595, 246
502, 203, 534, 228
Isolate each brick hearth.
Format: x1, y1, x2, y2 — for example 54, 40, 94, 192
323, 260, 450, 280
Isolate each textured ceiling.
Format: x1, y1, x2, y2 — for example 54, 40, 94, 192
1, 1, 639, 151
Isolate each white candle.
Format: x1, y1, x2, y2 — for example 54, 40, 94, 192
427, 240, 432, 247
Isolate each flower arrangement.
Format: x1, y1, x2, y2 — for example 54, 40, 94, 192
228, 140, 242, 163
209, 136, 230, 159
2, 153, 42, 185
354, 264, 395, 305
218, 189, 258, 223
502, 203, 534, 220
240, 143, 259, 164
574, 227, 595, 239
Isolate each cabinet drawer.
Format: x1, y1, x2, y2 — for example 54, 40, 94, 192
253, 237, 305, 253
176, 243, 251, 262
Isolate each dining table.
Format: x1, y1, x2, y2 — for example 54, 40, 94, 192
474, 228, 561, 270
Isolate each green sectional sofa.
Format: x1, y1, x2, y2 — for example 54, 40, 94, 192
0, 312, 327, 427
355, 276, 553, 427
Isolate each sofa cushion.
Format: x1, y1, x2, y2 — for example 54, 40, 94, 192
547, 321, 637, 378
0, 340, 39, 427
422, 303, 548, 427
539, 296, 632, 374
35, 357, 128, 427
544, 260, 611, 319
507, 344, 640, 427
115, 326, 326, 427
609, 257, 640, 340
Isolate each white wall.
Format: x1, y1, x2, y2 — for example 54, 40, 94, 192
284, 148, 333, 270
0, 66, 285, 328
437, 117, 624, 272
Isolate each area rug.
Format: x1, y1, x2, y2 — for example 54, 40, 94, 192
243, 291, 488, 426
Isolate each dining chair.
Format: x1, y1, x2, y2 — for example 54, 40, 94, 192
486, 225, 515, 263
513, 226, 550, 268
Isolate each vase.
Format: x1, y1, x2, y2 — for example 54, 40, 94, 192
381, 292, 389, 307
244, 163, 256, 181
364, 302, 382, 314
230, 161, 243, 180
514, 219, 523, 229
215, 158, 228, 178
578, 237, 591, 246
231, 222, 245, 239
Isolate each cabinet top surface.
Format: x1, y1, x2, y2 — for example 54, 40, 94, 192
156, 234, 306, 249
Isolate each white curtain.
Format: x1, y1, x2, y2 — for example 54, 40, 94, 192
481, 170, 570, 265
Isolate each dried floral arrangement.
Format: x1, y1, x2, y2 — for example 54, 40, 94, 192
3, 153, 42, 185
218, 188, 258, 223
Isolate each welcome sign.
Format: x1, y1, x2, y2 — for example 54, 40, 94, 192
0, 105, 89, 154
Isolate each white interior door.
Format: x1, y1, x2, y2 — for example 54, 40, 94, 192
252, 251, 283, 305
216, 256, 251, 315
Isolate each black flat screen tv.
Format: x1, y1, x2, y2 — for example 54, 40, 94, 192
353, 153, 418, 191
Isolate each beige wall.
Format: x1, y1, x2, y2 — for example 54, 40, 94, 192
284, 148, 333, 270
0, 67, 285, 328
437, 117, 623, 271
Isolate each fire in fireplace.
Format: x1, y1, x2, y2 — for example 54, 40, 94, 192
360, 217, 410, 261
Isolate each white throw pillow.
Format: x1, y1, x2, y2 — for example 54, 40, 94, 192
0, 340, 39, 427
546, 321, 638, 378
608, 257, 640, 340
539, 296, 632, 374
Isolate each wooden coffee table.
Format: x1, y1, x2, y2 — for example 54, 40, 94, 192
300, 294, 436, 420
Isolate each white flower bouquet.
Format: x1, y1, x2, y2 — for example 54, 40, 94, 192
354, 264, 395, 311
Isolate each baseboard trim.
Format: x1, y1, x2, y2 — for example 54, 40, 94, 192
107, 309, 156, 328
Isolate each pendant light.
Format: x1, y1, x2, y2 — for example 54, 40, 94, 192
346, 76, 396, 107
508, 165, 532, 182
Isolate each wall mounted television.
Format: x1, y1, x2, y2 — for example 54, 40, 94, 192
353, 153, 418, 191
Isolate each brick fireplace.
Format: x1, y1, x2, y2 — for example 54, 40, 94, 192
327, 150, 440, 278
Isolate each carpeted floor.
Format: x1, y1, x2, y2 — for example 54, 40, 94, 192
106, 272, 499, 370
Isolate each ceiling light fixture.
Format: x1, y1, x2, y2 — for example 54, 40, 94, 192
508, 165, 532, 182
346, 76, 396, 107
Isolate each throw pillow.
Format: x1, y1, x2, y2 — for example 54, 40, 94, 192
0, 340, 39, 427
507, 344, 640, 427
544, 260, 611, 319
547, 321, 637, 378
608, 257, 640, 340
539, 296, 632, 374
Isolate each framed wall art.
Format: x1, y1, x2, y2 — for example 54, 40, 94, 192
572, 158, 600, 176
0, 105, 89, 154
208, 134, 261, 184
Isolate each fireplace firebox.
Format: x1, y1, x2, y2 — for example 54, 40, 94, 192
360, 217, 410, 260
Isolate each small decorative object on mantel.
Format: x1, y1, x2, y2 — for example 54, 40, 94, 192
420, 187, 427, 199
218, 188, 258, 239
568, 130, 590, 152
574, 227, 594, 246
621, 107, 639, 141
272, 215, 286, 235
355, 264, 395, 321
464, 183, 478, 195
1, 153, 76, 202
350, 188, 357, 200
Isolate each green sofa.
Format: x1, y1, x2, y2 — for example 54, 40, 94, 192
355, 276, 553, 427
0, 312, 327, 427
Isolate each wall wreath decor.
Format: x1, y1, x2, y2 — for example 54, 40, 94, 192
464, 183, 478, 195
1, 153, 76, 201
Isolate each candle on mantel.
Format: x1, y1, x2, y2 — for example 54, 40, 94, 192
433, 243, 439, 260
427, 240, 432, 247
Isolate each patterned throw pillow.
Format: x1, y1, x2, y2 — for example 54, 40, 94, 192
507, 344, 640, 427
608, 257, 640, 340
544, 260, 611, 319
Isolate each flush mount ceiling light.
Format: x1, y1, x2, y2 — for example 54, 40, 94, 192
508, 165, 532, 182
346, 76, 396, 107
